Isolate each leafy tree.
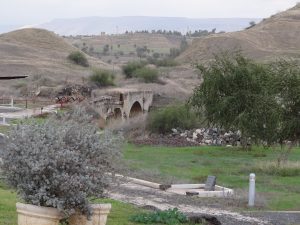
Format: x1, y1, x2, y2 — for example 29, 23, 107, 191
103, 44, 110, 55
122, 61, 147, 78
246, 21, 257, 29
89, 69, 115, 87
133, 67, 159, 83
190, 53, 287, 147
68, 51, 89, 67
148, 104, 198, 134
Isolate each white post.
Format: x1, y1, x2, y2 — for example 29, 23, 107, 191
3, 117, 6, 124
248, 173, 255, 207
10, 97, 14, 107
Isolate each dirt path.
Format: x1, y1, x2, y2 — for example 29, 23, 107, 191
109, 181, 273, 225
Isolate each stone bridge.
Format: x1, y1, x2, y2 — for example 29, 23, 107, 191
92, 88, 153, 121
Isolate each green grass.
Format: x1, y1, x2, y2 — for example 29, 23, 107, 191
124, 144, 300, 211
0, 125, 10, 134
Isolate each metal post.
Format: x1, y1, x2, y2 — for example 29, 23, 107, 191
248, 173, 255, 207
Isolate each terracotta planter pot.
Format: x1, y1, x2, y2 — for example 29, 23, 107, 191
16, 202, 62, 225
69, 203, 112, 225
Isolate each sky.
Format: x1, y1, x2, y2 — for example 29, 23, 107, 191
0, 0, 299, 25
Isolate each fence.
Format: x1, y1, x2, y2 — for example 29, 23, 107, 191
0, 97, 55, 109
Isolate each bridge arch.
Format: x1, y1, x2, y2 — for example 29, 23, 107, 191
114, 108, 122, 119
129, 101, 143, 118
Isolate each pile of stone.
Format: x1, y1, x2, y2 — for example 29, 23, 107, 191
170, 128, 242, 146
57, 84, 92, 98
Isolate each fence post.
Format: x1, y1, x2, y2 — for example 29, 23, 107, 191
248, 173, 255, 207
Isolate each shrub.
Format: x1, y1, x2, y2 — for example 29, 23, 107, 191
122, 61, 147, 78
154, 58, 178, 67
130, 208, 188, 225
68, 51, 89, 67
89, 69, 115, 87
133, 67, 159, 83
0, 108, 122, 218
148, 104, 199, 134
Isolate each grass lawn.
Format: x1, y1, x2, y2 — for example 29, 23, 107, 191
124, 144, 300, 211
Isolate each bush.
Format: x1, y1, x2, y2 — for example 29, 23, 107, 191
148, 104, 199, 134
89, 69, 115, 87
0, 108, 122, 218
154, 58, 178, 67
130, 208, 188, 225
68, 51, 89, 67
122, 61, 147, 78
133, 67, 159, 83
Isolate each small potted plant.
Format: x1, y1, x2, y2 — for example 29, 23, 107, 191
0, 108, 122, 225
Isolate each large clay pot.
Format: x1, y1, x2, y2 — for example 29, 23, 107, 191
69, 204, 111, 225
16, 202, 62, 225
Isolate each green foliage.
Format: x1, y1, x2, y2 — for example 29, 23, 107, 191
270, 60, 300, 144
190, 52, 300, 146
130, 208, 188, 225
68, 51, 89, 67
0, 108, 122, 217
89, 69, 115, 87
148, 104, 199, 134
122, 61, 147, 78
169, 48, 181, 58
133, 67, 159, 83
147, 57, 178, 67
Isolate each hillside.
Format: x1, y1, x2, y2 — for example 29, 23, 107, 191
178, 4, 300, 63
64, 33, 185, 65
34, 17, 261, 35
0, 28, 110, 95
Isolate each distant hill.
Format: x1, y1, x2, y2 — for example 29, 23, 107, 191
0, 24, 22, 34
0, 28, 109, 95
31, 17, 261, 35
178, 4, 300, 63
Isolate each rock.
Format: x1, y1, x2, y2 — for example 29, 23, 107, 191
180, 132, 187, 137
193, 132, 198, 140
205, 139, 212, 145
171, 128, 178, 134
195, 129, 202, 134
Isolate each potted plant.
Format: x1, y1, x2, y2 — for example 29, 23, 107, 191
0, 108, 122, 225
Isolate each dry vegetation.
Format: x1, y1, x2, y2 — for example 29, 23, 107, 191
0, 28, 111, 95
178, 4, 300, 63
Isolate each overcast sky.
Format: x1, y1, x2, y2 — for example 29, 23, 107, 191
0, 0, 299, 25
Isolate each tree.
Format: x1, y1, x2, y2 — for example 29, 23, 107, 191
246, 21, 256, 29
189, 52, 292, 147
89, 69, 115, 87
103, 44, 110, 55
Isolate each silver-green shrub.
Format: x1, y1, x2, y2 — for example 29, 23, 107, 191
0, 108, 122, 218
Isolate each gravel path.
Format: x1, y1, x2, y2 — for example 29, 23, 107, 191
109, 181, 278, 225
